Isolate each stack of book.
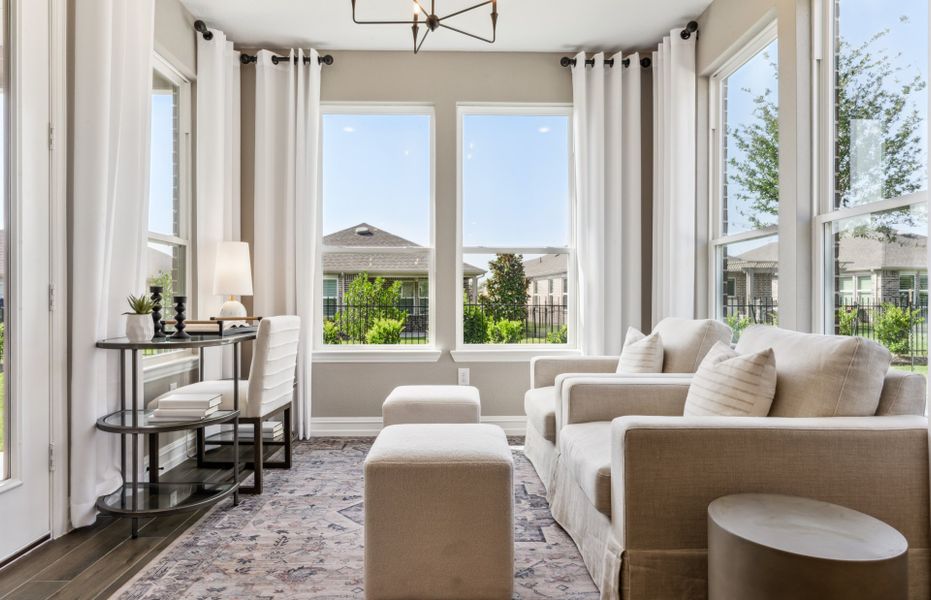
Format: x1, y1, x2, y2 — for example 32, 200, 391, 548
239, 421, 284, 440
149, 393, 222, 422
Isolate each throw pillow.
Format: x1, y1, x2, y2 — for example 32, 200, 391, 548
684, 341, 776, 417
616, 327, 664, 373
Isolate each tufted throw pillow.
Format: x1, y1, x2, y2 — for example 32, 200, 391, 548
684, 341, 777, 417
616, 327, 664, 374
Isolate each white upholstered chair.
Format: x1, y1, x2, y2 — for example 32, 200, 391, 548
158, 315, 301, 494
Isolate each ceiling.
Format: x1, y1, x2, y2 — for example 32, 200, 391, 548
180, 0, 713, 53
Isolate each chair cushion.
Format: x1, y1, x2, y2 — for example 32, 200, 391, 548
653, 318, 733, 373
736, 325, 892, 417
559, 422, 612, 516
151, 380, 250, 412
684, 342, 776, 417
524, 387, 557, 442
617, 327, 664, 374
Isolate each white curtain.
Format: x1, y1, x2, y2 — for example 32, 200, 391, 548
196, 28, 241, 380
70, 0, 154, 527
652, 31, 697, 325
253, 49, 321, 440
572, 52, 643, 356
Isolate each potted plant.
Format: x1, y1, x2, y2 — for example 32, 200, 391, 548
125, 294, 155, 342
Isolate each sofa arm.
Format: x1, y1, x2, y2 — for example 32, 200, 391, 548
530, 355, 618, 389
558, 376, 692, 428
610, 415, 930, 553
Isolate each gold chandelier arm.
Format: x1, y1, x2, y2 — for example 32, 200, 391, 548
439, 21, 495, 44
438, 0, 494, 22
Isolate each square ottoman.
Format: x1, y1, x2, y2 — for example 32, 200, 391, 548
364, 424, 514, 600
382, 385, 481, 426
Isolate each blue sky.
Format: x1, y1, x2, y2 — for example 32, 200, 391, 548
148, 92, 176, 237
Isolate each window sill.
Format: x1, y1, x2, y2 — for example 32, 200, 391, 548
451, 347, 581, 363
313, 347, 443, 363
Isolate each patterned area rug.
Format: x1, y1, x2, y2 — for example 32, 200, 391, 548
117, 437, 600, 599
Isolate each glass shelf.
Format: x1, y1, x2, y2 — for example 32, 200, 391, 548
205, 428, 286, 445
96, 481, 238, 517
96, 409, 240, 434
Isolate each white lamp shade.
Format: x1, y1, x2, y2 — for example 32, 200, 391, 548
213, 241, 254, 297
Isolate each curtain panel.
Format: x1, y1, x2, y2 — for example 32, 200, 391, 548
252, 49, 321, 440
571, 52, 643, 356
70, 0, 155, 528
196, 28, 241, 380
651, 31, 697, 325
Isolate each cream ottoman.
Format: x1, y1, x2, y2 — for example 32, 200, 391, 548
382, 385, 481, 426
364, 424, 514, 600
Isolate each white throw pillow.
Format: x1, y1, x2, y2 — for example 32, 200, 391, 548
616, 327, 664, 374
684, 341, 776, 417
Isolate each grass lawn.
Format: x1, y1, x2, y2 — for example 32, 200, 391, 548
893, 364, 928, 377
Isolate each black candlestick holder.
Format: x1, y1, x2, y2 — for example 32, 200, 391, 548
170, 295, 190, 339
149, 285, 165, 338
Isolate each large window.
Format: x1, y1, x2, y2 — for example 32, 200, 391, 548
457, 106, 573, 346
319, 106, 434, 347
147, 57, 191, 310
710, 25, 779, 339
820, 0, 928, 374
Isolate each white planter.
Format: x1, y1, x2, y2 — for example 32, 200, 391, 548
125, 313, 154, 342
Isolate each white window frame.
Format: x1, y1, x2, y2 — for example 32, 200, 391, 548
313, 103, 440, 363
812, 0, 929, 332
145, 53, 193, 365
708, 22, 780, 321
453, 103, 578, 362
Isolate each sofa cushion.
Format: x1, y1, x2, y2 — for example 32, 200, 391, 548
524, 386, 557, 442
559, 422, 612, 516
735, 325, 892, 417
684, 342, 776, 417
617, 327, 664, 373
653, 318, 733, 373
876, 369, 927, 416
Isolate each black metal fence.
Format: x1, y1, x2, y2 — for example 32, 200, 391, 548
722, 297, 779, 327
324, 303, 429, 344
464, 302, 568, 344
835, 298, 928, 365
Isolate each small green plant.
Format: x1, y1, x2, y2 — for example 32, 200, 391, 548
836, 307, 858, 336
874, 303, 924, 356
323, 320, 341, 345
545, 324, 568, 344
365, 317, 406, 345
126, 294, 155, 314
486, 319, 524, 344
725, 313, 752, 342
463, 297, 488, 344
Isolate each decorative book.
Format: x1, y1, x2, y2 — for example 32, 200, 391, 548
155, 393, 222, 410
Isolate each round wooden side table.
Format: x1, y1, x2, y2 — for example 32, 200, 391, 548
708, 493, 908, 600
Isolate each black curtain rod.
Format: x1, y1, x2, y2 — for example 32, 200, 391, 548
559, 20, 698, 69
193, 20, 334, 66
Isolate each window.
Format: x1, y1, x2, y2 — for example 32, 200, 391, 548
147, 57, 191, 311
710, 25, 780, 334
323, 277, 338, 319
458, 106, 573, 346
819, 0, 928, 373
319, 106, 434, 347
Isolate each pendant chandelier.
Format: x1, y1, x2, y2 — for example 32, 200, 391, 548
351, 0, 498, 54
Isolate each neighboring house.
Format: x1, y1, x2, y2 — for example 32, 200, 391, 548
523, 254, 569, 307
323, 223, 486, 317
724, 234, 928, 306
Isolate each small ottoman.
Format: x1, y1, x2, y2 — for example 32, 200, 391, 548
382, 385, 481, 426
364, 424, 514, 600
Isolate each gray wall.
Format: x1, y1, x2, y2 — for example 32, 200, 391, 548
155, 0, 196, 78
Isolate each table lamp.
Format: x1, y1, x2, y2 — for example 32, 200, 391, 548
213, 241, 253, 320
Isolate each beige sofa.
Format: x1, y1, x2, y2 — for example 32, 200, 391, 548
547, 325, 929, 600
524, 318, 731, 490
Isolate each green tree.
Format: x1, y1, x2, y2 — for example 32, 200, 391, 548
335, 274, 405, 343
874, 303, 924, 356
482, 253, 529, 322
729, 25, 926, 235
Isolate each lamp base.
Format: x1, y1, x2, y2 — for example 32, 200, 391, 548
218, 299, 247, 327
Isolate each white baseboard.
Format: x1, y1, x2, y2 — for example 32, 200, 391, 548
310, 415, 527, 437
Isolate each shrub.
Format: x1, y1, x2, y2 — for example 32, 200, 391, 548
486, 319, 524, 344
334, 274, 405, 342
323, 320, 341, 345
365, 317, 406, 345
725, 313, 752, 342
545, 324, 568, 344
463, 302, 488, 344
836, 307, 857, 336
874, 303, 924, 356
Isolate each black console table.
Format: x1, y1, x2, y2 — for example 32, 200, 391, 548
95, 331, 256, 537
